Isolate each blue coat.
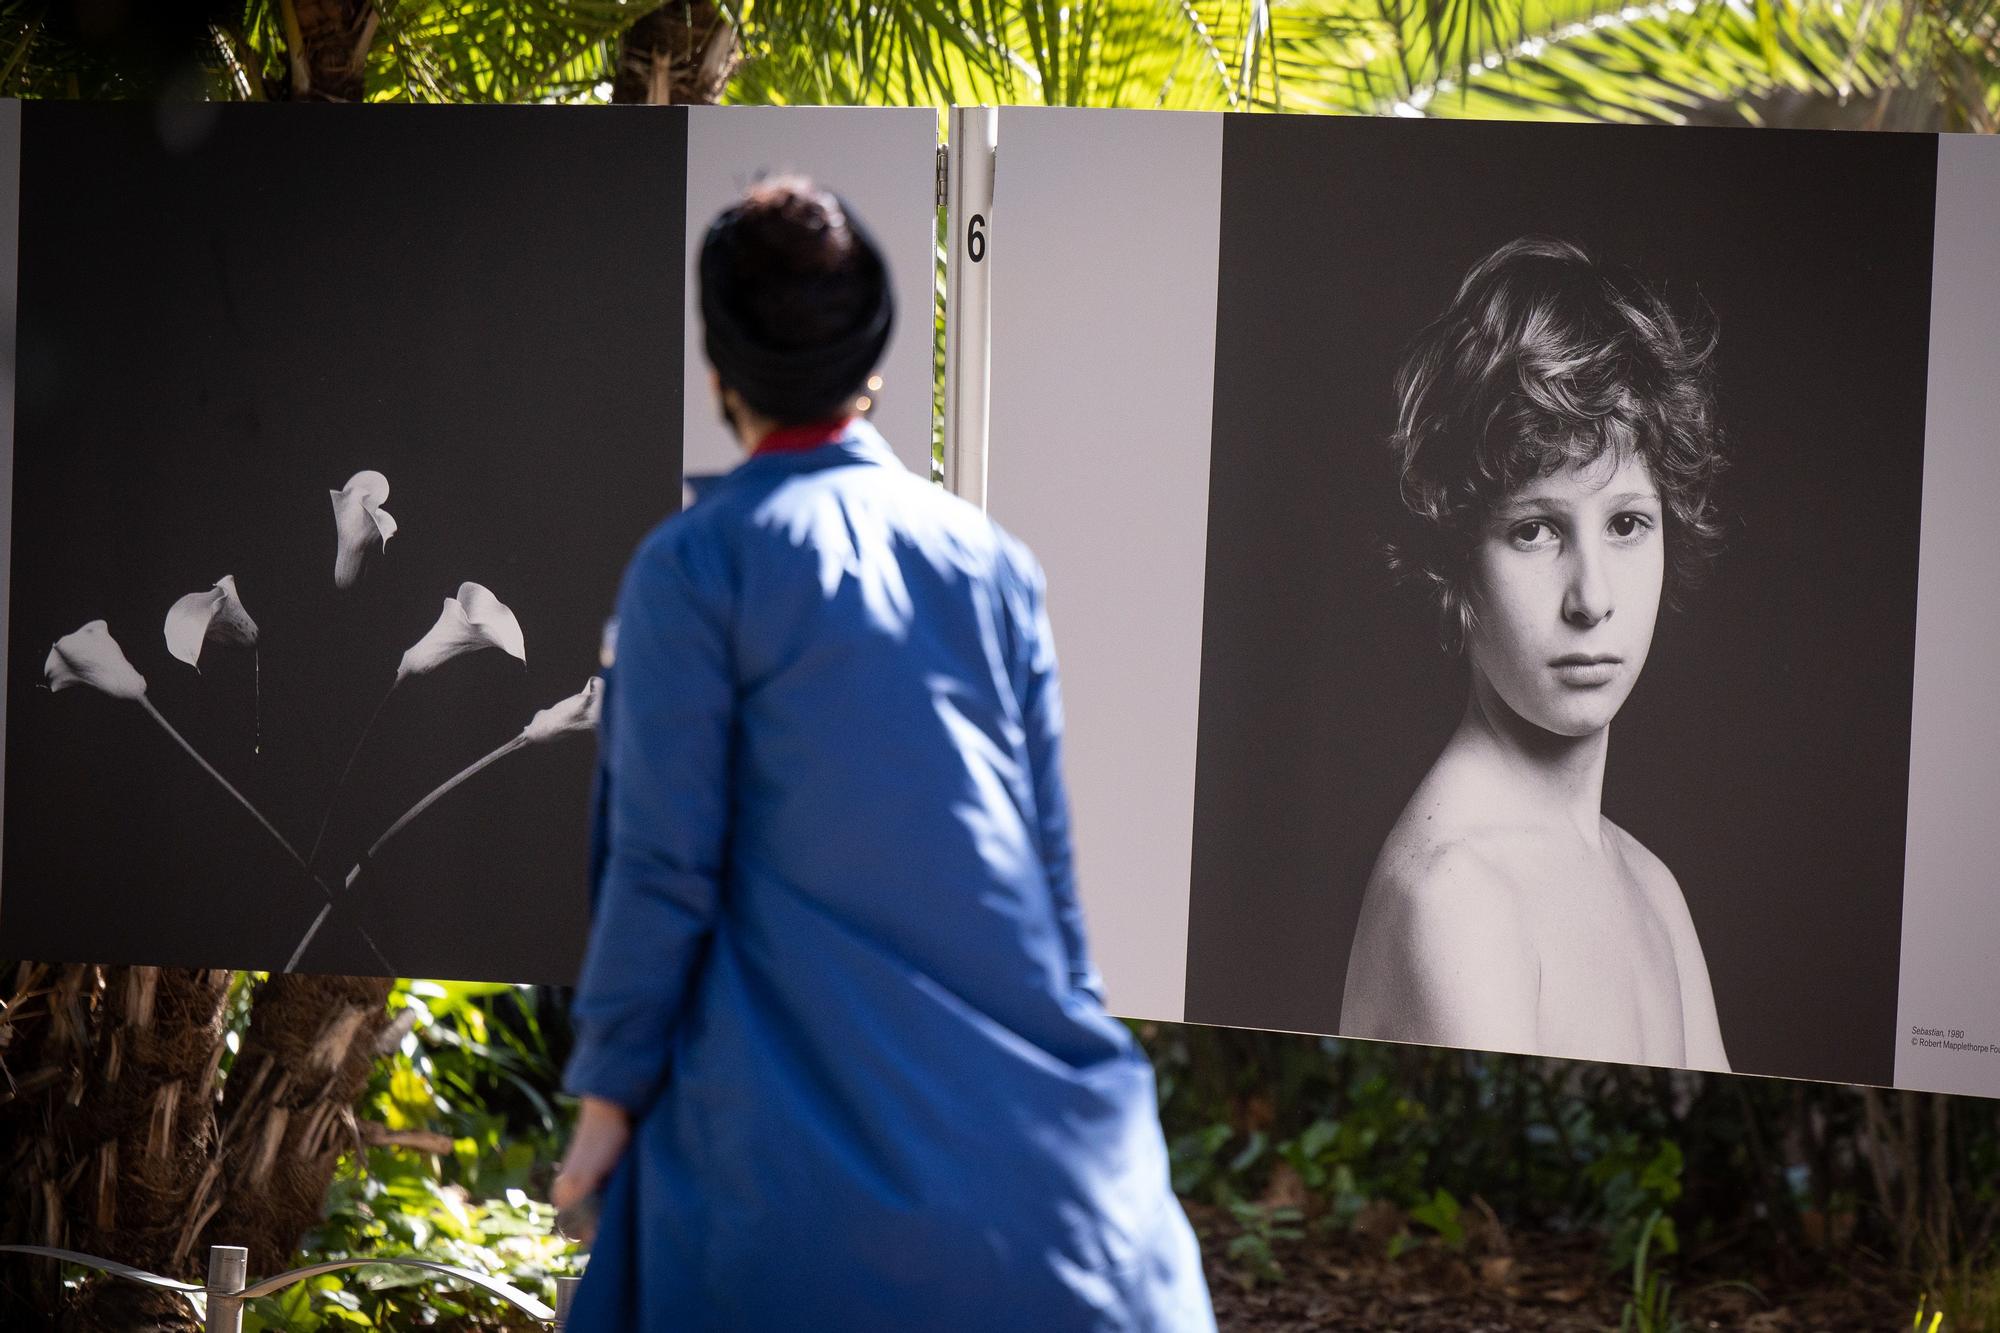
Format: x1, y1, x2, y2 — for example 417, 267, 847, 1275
562, 423, 1213, 1331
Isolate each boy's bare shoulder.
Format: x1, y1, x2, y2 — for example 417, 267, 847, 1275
1363, 821, 1532, 951
1603, 819, 1690, 912
1605, 819, 1716, 979
1345, 820, 1539, 1048
1374, 798, 1530, 904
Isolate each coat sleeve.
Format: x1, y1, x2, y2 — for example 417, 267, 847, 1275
563, 531, 734, 1113
1018, 555, 1106, 1006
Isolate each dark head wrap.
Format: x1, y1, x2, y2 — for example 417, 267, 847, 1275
699, 191, 895, 425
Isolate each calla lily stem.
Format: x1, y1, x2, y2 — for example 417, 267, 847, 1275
285, 732, 528, 972
285, 899, 396, 976
308, 681, 396, 865
140, 696, 310, 873
362, 733, 528, 865
138, 696, 389, 973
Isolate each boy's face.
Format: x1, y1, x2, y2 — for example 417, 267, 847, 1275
1465, 451, 1665, 738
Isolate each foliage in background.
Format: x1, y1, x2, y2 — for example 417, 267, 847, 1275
244, 979, 580, 1330
1618, 1206, 1684, 1333
3, 0, 1993, 126
707, 0, 1997, 128
1141, 1022, 2000, 1321
0, 2, 649, 103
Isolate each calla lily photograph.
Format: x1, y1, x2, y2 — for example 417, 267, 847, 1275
44, 619, 149, 700
330, 470, 398, 590
522, 676, 603, 745
397, 582, 527, 683
2, 104, 679, 982
11, 457, 642, 980
164, 575, 259, 670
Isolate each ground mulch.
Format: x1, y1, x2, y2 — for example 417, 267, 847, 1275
1188, 1203, 1918, 1331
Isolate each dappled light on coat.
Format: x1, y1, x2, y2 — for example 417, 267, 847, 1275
931, 680, 1038, 891
754, 473, 918, 639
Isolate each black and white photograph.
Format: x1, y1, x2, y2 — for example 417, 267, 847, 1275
1183, 117, 1938, 1088
0, 103, 682, 981
1331, 233, 1734, 1073
0, 102, 937, 983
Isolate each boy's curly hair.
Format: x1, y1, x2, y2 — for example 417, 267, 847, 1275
1384, 236, 1726, 651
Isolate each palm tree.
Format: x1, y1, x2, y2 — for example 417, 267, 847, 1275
1299, 0, 1998, 130
0, 1, 644, 101
701, 0, 1992, 128
7, 0, 1988, 118
609, 1, 740, 102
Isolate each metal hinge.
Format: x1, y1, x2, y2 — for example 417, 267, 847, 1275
936, 144, 948, 209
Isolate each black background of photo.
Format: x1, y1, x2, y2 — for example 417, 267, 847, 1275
1186, 116, 1937, 1087
2, 103, 686, 982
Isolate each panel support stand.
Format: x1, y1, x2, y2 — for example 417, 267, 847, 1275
943, 106, 997, 508
205, 1245, 247, 1333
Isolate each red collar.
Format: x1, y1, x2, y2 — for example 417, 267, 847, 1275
753, 417, 856, 456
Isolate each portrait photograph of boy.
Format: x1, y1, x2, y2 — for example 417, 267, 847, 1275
1337, 235, 1730, 1072
1184, 116, 1939, 1088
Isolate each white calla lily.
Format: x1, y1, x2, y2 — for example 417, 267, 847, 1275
46, 619, 313, 884
522, 676, 602, 744
396, 582, 526, 683
164, 575, 259, 669
313, 579, 524, 862
331, 470, 398, 589
44, 620, 148, 700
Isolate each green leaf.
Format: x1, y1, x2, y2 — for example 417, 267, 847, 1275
1410, 1187, 1466, 1247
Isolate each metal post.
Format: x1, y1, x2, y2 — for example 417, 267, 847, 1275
943, 105, 998, 509
554, 1275, 581, 1329
204, 1245, 247, 1333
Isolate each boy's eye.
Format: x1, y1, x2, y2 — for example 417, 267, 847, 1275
1609, 512, 1655, 539
1510, 520, 1556, 547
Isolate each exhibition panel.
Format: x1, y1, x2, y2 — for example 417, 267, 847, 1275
1193, 115, 1930, 1090
1894, 132, 2000, 1098
7, 98, 1993, 1097
981, 108, 1995, 1097
985, 107, 1224, 1023
0, 103, 935, 982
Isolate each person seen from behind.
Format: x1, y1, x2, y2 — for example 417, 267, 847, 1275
550, 176, 1215, 1332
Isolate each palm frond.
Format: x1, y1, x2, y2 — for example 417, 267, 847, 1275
364, 0, 643, 103
1399, 0, 1999, 129
720, 0, 1367, 110
1272, 0, 1998, 129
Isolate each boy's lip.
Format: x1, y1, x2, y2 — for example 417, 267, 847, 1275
1550, 654, 1621, 686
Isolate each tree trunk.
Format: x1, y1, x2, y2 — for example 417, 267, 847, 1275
611, 2, 741, 105
0, 963, 230, 1332
284, 0, 376, 102
200, 973, 395, 1276
0, 966, 399, 1326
